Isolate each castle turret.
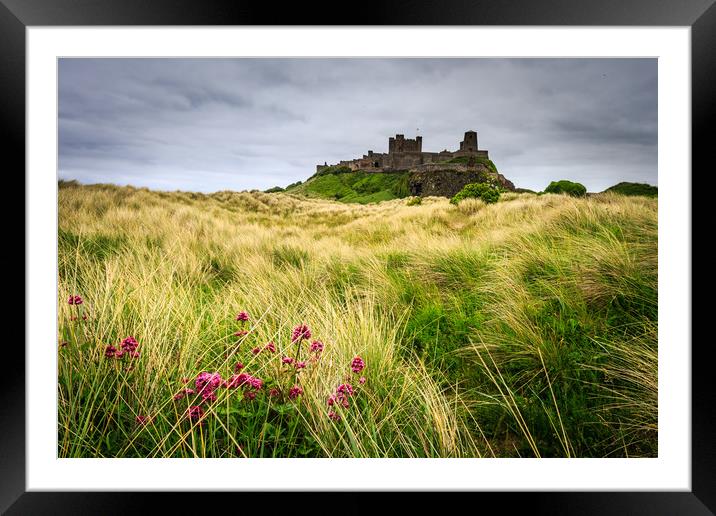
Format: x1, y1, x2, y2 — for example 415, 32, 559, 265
459, 130, 478, 152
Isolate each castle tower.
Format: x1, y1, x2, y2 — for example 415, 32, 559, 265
388, 134, 421, 154
460, 130, 478, 152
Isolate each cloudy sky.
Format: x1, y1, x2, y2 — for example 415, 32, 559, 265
59, 58, 657, 193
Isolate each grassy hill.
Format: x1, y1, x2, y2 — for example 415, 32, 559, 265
58, 182, 657, 459
285, 169, 410, 203
604, 182, 658, 197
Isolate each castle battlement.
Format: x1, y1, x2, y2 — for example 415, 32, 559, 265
317, 130, 489, 173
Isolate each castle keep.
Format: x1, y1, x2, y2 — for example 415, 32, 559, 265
317, 130, 489, 173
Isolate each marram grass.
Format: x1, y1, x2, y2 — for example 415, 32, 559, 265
58, 181, 657, 458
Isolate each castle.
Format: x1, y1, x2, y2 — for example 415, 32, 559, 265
316, 130, 489, 173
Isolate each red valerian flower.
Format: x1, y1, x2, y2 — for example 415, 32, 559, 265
310, 340, 324, 353
251, 347, 261, 355
244, 390, 257, 401
188, 405, 204, 421
359, 376, 367, 385
236, 311, 250, 322
68, 295, 83, 305
269, 388, 280, 398
120, 336, 139, 354
282, 356, 294, 365
336, 383, 354, 396
289, 385, 304, 399
328, 411, 341, 421
234, 362, 245, 373
327, 394, 336, 406
351, 356, 365, 374
264, 342, 276, 353
234, 330, 249, 338
291, 324, 311, 342
105, 345, 117, 358
136, 415, 150, 425
294, 361, 307, 371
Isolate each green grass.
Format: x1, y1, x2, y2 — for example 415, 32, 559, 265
57, 183, 657, 458
287, 170, 410, 204
441, 156, 499, 173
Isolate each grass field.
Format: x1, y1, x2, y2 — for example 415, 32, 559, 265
57, 181, 658, 458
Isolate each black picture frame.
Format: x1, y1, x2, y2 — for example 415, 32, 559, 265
6, 0, 710, 513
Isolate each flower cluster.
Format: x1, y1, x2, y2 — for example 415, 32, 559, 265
289, 385, 303, 400
291, 324, 311, 343
327, 356, 367, 422
187, 405, 204, 422
104, 336, 141, 360
68, 295, 83, 305
196, 371, 223, 402
236, 311, 250, 322
351, 356, 365, 374
310, 340, 324, 354
135, 415, 151, 425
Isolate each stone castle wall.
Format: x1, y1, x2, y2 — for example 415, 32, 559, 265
317, 131, 490, 174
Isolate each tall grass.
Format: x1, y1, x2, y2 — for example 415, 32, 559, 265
58, 182, 657, 457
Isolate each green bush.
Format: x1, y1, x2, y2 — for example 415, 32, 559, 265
285, 181, 303, 190
450, 182, 500, 205
544, 180, 587, 197
406, 196, 422, 206
604, 182, 657, 197
264, 186, 284, 193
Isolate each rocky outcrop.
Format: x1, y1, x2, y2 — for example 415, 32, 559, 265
408, 165, 515, 198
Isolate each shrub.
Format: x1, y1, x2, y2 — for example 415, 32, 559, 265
450, 182, 500, 205
285, 181, 303, 190
604, 182, 657, 197
406, 196, 422, 206
264, 186, 284, 193
544, 180, 587, 197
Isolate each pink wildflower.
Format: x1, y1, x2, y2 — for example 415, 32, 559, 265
351, 356, 365, 374
187, 405, 204, 421
337, 383, 354, 397
234, 362, 245, 373
251, 347, 261, 355
105, 345, 117, 358
264, 341, 276, 353
120, 336, 139, 354
328, 411, 341, 421
236, 311, 250, 322
130, 351, 140, 359
68, 295, 83, 305
201, 390, 217, 403
295, 361, 307, 370
244, 390, 257, 401
310, 340, 324, 353
291, 324, 311, 342
234, 330, 249, 338
269, 388, 280, 398
359, 376, 366, 385
181, 377, 189, 384
327, 394, 336, 407
136, 415, 150, 425
282, 356, 294, 365
289, 385, 304, 400
248, 376, 263, 390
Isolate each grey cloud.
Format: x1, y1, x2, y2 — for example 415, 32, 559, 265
59, 58, 657, 193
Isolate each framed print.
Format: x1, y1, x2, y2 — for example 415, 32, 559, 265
6, 0, 712, 513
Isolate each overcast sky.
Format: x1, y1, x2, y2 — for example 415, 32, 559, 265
59, 58, 657, 193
